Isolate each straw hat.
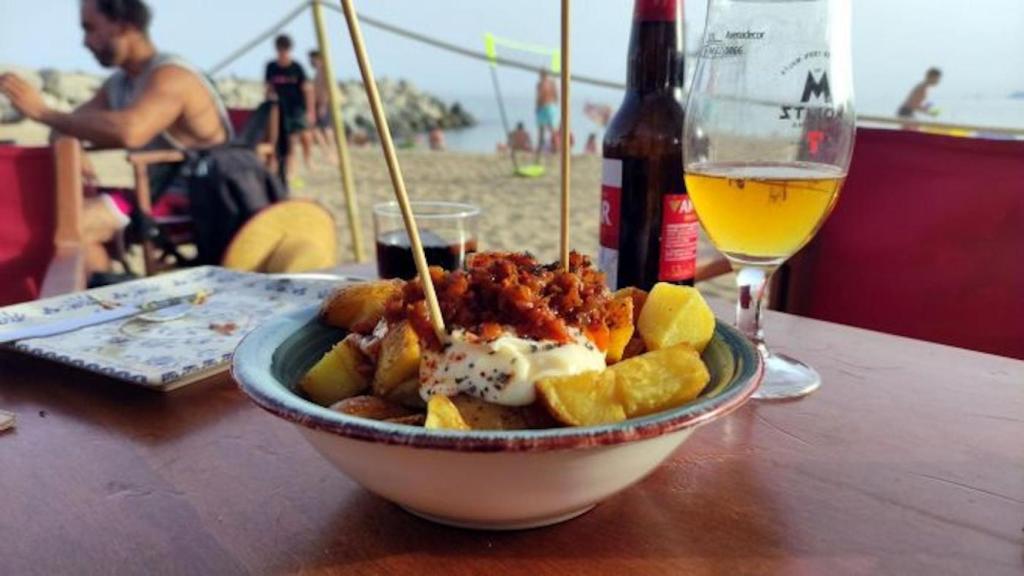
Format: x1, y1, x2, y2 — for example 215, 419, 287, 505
222, 200, 338, 273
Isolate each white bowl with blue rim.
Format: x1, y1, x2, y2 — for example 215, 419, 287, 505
233, 305, 762, 530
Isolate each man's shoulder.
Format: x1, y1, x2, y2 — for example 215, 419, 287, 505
148, 63, 201, 87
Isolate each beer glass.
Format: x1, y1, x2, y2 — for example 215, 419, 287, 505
683, 0, 855, 399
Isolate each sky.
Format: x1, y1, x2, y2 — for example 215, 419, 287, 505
1, 0, 1023, 121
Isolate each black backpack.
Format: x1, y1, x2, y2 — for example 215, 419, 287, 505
184, 145, 288, 265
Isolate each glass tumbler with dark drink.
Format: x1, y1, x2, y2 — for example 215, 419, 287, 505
373, 201, 480, 280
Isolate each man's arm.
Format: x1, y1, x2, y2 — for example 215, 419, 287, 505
1, 68, 188, 149
264, 63, 278, 100
47, 87, 109, 143
303, 80, 316, 124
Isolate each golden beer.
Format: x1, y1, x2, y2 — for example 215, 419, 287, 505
685, 163, 844, 263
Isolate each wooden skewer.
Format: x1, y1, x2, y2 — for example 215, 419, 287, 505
559, 0, 572, 272
338, 0, 446, 342
311, 0, 365, 262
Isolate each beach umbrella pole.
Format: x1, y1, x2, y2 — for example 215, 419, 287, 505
312, 0, 366, 262
559, 0, 572, 271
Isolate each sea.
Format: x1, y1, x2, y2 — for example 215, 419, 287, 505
439, 91, 1024, 153
440, 92, 613, 154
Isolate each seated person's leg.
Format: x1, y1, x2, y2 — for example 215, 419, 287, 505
82, 194, 131, 274
82, 194, 130, 245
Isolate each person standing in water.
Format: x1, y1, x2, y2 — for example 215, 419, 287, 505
534, 69, 559, 162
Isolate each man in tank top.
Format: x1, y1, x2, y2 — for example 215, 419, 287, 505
0, 0, 231, 275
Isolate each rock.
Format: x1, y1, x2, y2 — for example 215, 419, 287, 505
0, 65, 44, 123
214, 77, 264, 109
0, 66, 477, 137
40, 69, 102, 107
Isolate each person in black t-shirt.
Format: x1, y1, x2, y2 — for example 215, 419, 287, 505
265, 34, 314, 186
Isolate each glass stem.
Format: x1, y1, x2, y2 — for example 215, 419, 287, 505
734, 266, 776, 351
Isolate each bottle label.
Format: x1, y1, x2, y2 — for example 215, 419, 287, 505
635, 0, 681, 22
658, 193, 699, 282
598, 158, 623, 290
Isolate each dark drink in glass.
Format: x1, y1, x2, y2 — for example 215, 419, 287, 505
373, 202, 481, 280
375, 229, 479, 280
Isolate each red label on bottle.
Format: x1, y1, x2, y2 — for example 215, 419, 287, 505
635, 0, 681, 22
600, 184, 621, 248
659, 193, 698, 282
599, 159, 623, 289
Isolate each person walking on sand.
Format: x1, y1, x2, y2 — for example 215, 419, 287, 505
0, 0, 231, 277
265, 35, 315, 186
534, 69, 559, 162
308, 50, 338, 165
898, 67, 942, 121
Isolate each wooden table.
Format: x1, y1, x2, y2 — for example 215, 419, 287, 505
1, 266, 1022, 576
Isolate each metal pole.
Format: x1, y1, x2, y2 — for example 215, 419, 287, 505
488, 66, 520, 171
312, 0, 365, 262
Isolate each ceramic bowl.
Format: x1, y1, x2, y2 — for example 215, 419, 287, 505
233, 305, 762, 530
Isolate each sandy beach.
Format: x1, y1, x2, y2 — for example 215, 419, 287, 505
1, 120, 734, 299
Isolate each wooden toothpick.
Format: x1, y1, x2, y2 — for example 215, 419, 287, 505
560, 0, 572, 272
338, 0, 445, 341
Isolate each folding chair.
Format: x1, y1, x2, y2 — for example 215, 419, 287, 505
121, 103, 280, 276
0, 137, 86, 305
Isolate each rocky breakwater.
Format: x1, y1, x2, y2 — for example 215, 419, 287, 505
1, 67, 475, 139
217, 76, 475, 138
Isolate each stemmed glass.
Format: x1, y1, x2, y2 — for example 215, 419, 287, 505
683, 0, 855, 399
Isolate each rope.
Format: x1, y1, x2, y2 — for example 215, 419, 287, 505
207, 1, 312, 76
320, 2, 626, 90
205, 2, 1024, 139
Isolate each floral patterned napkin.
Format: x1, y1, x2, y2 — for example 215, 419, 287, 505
0, 267, 339, 390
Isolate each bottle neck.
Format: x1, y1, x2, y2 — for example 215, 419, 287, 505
626, 0, 685, 92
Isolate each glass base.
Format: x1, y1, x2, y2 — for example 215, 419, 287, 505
752, 349, 821, 401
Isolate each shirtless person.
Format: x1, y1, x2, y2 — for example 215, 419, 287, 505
0, 0, 231, 274
308, 50, 339, 165
898, 68, 942, 121
508, 121, 533, 152
534, 69, 559, 162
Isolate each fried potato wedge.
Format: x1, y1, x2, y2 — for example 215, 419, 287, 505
373, 321, 421, 400
299, 337, 371, 406
424, 395, 471, 430
536, 343, 710, 425
621, 335, 647, 361
319, 280, 402, 333
636, 283, 715, 353
611, 344, 710, 418
449, 395, 534, 430
614, 287, 648, 324
330, 395, 416, 420
385, 414, 427, 427
536, 371, 625, 427
605, 294, 635, 363
386, 378, 427, 410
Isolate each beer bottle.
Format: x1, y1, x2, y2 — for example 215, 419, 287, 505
599, 0, 698, 290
